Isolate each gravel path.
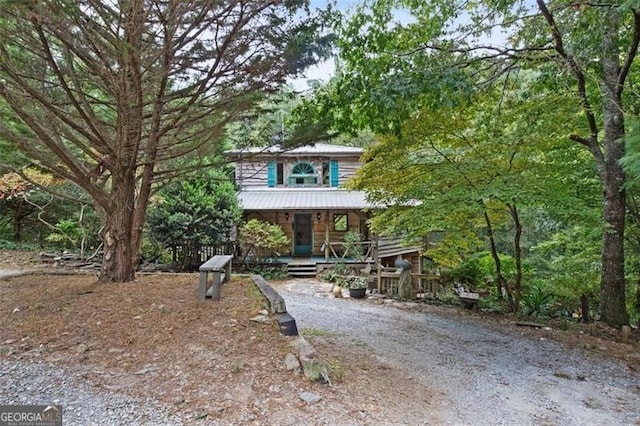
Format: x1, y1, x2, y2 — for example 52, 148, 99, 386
2, 269, 638, 425
275, 279, 640, 426
0, 359, 184, 425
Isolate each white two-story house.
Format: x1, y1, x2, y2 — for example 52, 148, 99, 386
226, 143, 421, 275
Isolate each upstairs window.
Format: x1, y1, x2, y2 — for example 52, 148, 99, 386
322, 161, 330, 186
276, 163, 284, 185
288, 162, 318, 186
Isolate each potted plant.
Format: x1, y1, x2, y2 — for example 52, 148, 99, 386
344, 275, 368, 299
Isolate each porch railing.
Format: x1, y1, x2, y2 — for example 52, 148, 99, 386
324, 240, 375, 262
377, 269, 441, 300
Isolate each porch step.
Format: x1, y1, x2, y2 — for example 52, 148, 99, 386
287, 263, 317, 277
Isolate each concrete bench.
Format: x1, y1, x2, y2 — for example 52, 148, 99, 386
198, 255, 233, 300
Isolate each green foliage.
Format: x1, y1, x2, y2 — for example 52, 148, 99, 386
528, 226, 600, 316
521, 283, 554, 318
0, 0, 329, 282
249, 265, 288, 280
620, 118, 640, 185
478, 294, 507, 314
139, 235, 172, 264
45, 219, 83, 249
436, 288, 461, 306
444, 252, 516, 290
342, 275, 368, 289
295, 0, 639, 325
321, 269, 339, 282
146, 172, 241, 270
0, 240, 41, 251
342, 231, 364, 259
239, 219, 290, 264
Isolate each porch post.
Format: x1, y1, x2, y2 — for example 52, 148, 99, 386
324, 210, 330, 260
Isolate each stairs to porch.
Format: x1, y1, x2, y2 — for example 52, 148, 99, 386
286, 261, 318, 277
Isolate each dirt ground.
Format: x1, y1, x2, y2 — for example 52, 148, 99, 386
0, 251, 438, 424
1, 250, 638, 424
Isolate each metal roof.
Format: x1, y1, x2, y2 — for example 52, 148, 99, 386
237, 188, 376, 210
226, 143, 363, 158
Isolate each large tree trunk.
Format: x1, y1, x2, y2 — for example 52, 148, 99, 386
97, 0, 144, 283
537, 1, 631, 328
599, 155, 627, 327
599, 10, 629, 328
100, 174, 137, 282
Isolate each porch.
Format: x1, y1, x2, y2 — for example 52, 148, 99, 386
274, 257, 441, 300
262, 255, 374, 277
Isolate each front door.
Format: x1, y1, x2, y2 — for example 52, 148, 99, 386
293, 214, 312, 255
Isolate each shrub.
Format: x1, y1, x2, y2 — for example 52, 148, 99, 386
239, 219, 289, 264
146, 173, 241, 271
249, 265, 288, 280
342, 231, 364, 259
521, 283, 554, 317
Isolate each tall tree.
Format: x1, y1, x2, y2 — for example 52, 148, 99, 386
0, 0, 323, 282
349, 83, 584, 311
318, 0, 638, 327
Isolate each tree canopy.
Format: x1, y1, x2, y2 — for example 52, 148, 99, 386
0, 0, 327, 282
310, 0, 640, 327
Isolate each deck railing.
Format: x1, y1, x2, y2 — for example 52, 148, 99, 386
377, 269, 441, 299
324, 240, 375, 262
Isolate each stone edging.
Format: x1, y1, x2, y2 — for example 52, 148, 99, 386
250, 274, 298, 336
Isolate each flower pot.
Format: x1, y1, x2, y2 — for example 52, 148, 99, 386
349, 287, 366, 299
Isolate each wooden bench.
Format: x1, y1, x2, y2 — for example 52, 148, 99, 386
198, 255, 233, 300
457, 289, 481, 310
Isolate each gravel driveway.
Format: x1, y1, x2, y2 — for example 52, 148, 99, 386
275, 279, 640, 426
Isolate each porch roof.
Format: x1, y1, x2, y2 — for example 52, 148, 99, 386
237, 188, 376, 210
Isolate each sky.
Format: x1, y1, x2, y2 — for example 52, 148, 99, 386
289, 0, 516, 92
288, 0, 362, 91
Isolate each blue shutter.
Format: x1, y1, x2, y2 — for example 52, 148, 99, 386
267, 161, 276, 187
330, 160, 339, 187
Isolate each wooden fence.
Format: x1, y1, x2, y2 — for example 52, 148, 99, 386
171, 242, 236, 265
377, 268, 441, 300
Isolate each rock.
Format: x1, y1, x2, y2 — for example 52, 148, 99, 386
332, 285, 342, 298
234, 382, 253, 404
250, 314, 272, 324
301, 361, 330, 383
397, 269, 413, 299
291, 337, 330, 384
284, 353, 301, 373
299, 391, 322, 404
22, 349, 42, 357
133, 364, 155, 375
